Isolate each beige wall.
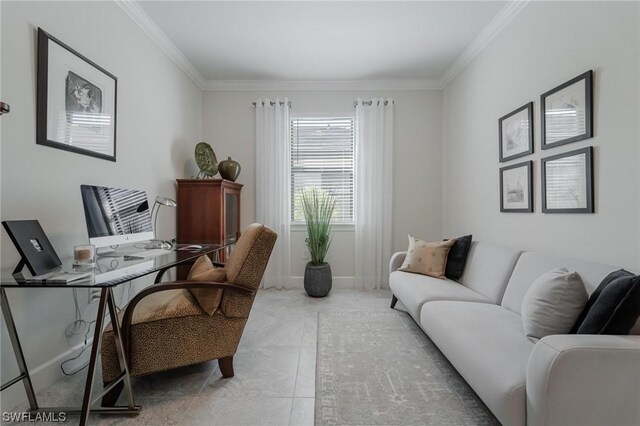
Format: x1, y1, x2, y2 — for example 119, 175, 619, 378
202, 89, 443, 280
442, 1, 640, 268
0, 1, 203, 409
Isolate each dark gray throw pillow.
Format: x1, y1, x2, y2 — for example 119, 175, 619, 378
574, 269, 640, 335
570, 269, 631, 333
444, 235, 472, 280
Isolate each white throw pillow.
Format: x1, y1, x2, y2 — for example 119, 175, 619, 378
521, 268, 588, 341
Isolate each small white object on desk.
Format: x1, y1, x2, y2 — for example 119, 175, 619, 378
74, 244, 95, 266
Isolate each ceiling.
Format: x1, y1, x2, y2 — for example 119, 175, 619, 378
136, 1, 508, 84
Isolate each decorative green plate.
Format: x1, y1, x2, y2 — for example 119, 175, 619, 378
194, 142, 218, 177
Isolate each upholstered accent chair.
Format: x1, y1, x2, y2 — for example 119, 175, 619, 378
100, 223, 277, 404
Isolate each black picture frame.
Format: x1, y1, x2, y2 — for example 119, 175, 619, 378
542, 146, 594, 213
500, 160, 533, 213
37, 28, 117, 162
499, 102, 534, 162
541, 70, 593, 150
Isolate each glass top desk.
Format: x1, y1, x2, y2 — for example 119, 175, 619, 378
0, 243, 226, 425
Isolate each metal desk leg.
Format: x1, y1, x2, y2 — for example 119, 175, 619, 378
0, 288, 38, 410
79, 288, 108, 426
105, 288, 135, 409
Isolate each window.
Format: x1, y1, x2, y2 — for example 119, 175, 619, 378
290, 116, 355, 223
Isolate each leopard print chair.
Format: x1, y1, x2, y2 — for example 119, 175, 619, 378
100, 223, 277, 405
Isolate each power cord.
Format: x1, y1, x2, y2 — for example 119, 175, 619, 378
60, 284, 129, 376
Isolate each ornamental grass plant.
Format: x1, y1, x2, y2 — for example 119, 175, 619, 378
301, 187, 336, 265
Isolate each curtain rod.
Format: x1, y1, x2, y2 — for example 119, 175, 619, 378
353, 99, 394, 107
252, 101, 292, 107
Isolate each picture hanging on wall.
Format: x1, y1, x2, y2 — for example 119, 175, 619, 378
541, 70, 593, 150
542, 146, 594, 213
499, 102, 533, 162
37, 28, 117, 162
500, 160, 533, 213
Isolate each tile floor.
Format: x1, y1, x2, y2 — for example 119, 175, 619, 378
7, 289, 393, 425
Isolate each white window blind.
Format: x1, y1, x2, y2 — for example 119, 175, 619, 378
290, 116, 355, 223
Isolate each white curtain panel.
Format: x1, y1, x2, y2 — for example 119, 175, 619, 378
355, 98, 394, 289
255, 98, 292, 289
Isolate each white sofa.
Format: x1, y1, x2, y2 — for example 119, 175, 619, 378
389, 241, 640, 426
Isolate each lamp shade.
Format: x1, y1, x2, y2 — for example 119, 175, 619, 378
155, 196, 177, 207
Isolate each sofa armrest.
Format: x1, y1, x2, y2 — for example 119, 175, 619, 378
389, 252, 407, 273
526, 334, 640, 426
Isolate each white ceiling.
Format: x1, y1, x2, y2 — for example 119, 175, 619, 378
136, 1, 508, 84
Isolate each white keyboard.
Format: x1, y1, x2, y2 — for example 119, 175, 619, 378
97, 248, 171, 259
134, 248, 171, 258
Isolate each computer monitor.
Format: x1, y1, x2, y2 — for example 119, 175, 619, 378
80, 184, 154, 248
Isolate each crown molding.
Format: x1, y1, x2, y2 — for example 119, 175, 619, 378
202, 79, 443, 91
440, 0, 530, 88
117, 0, 527, 93
115, 0, 206, 90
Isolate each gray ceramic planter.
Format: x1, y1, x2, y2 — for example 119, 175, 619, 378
304, 262, 332, 297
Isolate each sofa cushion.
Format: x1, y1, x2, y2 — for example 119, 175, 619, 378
420, 301, 534, 426
458, 241, 522, 303
389, 271, 492, 320
521, 268, 587, 341
502, 251, 620, 315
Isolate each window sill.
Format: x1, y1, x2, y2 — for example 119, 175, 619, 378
291, 223, 355, 232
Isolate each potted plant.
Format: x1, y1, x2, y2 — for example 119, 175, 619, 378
301, 187, 336, 297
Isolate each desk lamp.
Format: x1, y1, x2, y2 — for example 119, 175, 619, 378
145, 196, 177, 250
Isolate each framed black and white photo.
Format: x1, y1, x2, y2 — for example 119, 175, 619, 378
499, 102, 533, 162
37, 28, 117, 161
541, 70, 593, 150
500, 160, 533, 213
542, 147, 594, 213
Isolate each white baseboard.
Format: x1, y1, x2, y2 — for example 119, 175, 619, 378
1, 340, 91, 411
290, 276, 355, 288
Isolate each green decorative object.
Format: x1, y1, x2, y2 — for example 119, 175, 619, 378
301, 187, 336, 297
218, 156, 241, 182
194, 142, 218, 178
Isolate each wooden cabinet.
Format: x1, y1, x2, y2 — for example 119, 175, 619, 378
176, 179, 243, 246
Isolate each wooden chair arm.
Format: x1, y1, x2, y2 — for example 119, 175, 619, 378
119, 281, 253, 362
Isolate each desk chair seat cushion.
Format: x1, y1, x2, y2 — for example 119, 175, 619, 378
188, 255, 227, 316
104, 289, 203, 333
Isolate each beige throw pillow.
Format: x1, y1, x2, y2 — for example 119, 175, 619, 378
398, 235, 455, 279
187, 255, 227, 316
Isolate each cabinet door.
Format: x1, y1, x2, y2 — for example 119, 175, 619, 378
223, 188, 241, 245
177, 183, 222, 244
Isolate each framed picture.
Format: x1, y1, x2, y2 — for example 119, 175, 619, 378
499, 102, 533, 162
500, 160, 533, 212
37, 28, 117, 161
542, 146, 594, 213
541, 70, 593, 150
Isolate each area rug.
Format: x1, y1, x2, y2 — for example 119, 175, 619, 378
316, 311, 499, 425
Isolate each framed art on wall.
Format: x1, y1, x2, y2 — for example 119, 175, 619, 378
37, 28, 117, 161
542, 146, 594, 213
500, 160, 533, 213
499, 102, 533, 162
541, 70, 593, 150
